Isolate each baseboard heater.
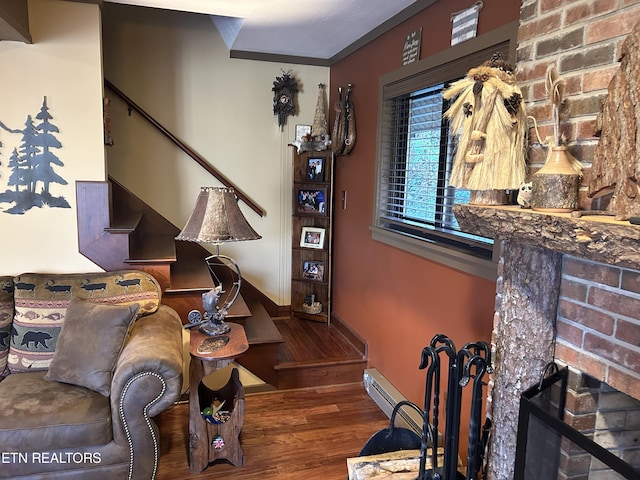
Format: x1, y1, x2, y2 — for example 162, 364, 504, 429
363, 368, 423, 437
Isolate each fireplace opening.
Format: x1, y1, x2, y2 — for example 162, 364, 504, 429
514, 364, 640, 479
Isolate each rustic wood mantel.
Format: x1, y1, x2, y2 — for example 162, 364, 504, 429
454, 204, 640, 270
452, 204, 640, 480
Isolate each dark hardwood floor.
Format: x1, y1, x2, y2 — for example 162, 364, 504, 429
156, 316, 380, 478
156, 383, 389, 479
274, 317, 364, 365
235, 315, 368, 391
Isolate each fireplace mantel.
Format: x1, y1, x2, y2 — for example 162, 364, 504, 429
454, 204, 640, 270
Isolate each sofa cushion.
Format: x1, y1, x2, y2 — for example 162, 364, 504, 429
0, 276, 13, 378
45, 298, 139, 396
8, 270, 161, 373
0, 371, 112, 450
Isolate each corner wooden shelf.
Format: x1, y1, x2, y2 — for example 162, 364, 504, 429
291, 149, 334, 323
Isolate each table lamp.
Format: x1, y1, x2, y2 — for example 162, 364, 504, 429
176, 186, 261, 335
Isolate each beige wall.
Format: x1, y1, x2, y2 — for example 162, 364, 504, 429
0, 0, 105, 275
102, 4, 329, 305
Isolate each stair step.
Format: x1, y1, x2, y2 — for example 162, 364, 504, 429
105, 212, 143, 233
166, 257, 212, 292
270, 316, 366, 389
126, 234, 177, 264
233, 291, 284, 388
242, 295, 285, 345
275, 357, 366, 370
274, 360, 367, 390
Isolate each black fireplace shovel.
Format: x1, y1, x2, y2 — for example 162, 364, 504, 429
356, 399, 423, 457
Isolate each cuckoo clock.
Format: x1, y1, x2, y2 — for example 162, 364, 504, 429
272, 71, 298, 130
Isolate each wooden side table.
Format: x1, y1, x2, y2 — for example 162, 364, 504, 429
188, 322, 249, 473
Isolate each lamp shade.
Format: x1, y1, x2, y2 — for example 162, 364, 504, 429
176, 187, 261, 244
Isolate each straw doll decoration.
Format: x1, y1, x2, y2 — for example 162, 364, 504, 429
443, 53, 527, 203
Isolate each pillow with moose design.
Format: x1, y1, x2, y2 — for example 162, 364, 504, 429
8, 270, 161, 374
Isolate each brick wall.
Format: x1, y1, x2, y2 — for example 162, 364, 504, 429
515, 1, 640, 402
556, 256, 640, 400
517, 0, 640, 208
560, 367, 640, 476
559, 372, 598, 480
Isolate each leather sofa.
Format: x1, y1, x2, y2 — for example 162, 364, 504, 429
0, 270, 183, 479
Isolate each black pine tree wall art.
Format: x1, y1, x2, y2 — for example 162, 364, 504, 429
0, 97, 69, 215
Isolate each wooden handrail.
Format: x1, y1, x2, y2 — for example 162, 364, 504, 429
104, 79, 266, 217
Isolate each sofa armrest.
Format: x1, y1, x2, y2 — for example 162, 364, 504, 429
112, 303, 183, 414
110, 304, 183, 478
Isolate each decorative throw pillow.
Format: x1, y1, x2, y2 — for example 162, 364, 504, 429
8, 270, 160, 373
0, 276, 14, 378
44, 297, 139, 396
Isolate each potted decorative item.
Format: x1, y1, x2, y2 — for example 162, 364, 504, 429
530, 65, 583, 212
302, 294, 322, 314
443, 53, 527, 205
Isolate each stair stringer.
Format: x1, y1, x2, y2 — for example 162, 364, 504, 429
76, 180, 133, 272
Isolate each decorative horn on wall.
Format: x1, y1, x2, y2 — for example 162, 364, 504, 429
332, 83, 356, 156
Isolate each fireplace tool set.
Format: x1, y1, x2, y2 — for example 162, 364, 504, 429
357, 334, 493, 480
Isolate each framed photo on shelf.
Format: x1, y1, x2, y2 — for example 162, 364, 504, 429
300, 226, 325, 249
306, 157, 324, 181
295, 124, 312, 143
302, 260, 325, 281
295, 186, 327, 215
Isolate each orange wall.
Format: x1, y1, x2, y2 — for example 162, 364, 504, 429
329, 0, 520, 458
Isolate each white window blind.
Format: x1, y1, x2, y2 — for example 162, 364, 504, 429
377, 82, 493, 259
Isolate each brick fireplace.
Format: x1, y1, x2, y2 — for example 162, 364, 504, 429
449, 2, 640, 478
455, 206, 640, 479
515, 362, 640, 479
557, 255, 640, 397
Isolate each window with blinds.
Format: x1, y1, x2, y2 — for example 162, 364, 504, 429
371, 23, 518, 279
377, 82, 493, 259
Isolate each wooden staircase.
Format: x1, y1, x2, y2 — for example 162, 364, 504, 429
76, 178, 366, 389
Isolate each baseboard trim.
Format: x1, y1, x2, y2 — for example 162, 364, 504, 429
330, 312, 367, 358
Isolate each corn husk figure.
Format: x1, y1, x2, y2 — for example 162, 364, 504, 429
443, 53, 527, 192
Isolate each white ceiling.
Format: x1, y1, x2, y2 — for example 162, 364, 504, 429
105, 0, 421, 61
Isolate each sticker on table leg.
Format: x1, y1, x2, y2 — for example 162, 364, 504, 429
212, 435, 225, 449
